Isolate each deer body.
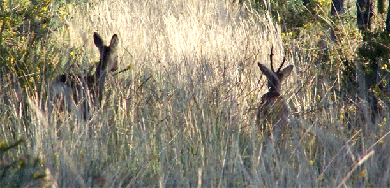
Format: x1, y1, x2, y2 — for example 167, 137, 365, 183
256, 49, 293, 143
50, 32, 119, 119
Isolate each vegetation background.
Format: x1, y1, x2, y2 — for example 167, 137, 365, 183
1, 0, 389, 187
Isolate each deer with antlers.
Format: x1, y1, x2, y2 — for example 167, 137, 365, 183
257, 47, 294, 143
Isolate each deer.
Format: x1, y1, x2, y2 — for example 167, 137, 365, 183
49, 32, 119, 120
256, 47, 294, 144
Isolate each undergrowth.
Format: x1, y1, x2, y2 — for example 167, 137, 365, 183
1, 0, 389, 187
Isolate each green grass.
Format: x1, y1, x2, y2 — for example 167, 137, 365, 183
1, 0, 390, 187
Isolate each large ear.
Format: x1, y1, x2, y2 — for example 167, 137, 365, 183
109, 34, 119, 50
94, 32, 104, 51
279, 65, 294, 81
258, 63, 278, 82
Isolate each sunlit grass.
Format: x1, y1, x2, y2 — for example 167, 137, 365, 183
1, 0, 389, 187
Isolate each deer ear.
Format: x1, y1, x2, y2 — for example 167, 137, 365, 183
258, 63, 278, 81
94, 32, 104, 50
279, 65, 294, 81
109, 34, 119, 50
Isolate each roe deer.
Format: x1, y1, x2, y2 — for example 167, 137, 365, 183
257, 48, 294, 143
50, 32, 119, 119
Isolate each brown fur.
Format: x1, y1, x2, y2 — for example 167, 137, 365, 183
50, 32, 119, 119
256, 49, 293, 142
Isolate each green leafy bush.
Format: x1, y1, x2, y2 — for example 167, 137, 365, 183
0, 0, 62, 92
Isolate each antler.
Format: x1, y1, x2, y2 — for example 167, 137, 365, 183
270, 46, 287, 74
270, 46, 275, 72
277, 56, 286, 73
270, 45, 288, 73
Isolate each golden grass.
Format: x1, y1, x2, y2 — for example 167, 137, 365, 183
1, 0, 390, 187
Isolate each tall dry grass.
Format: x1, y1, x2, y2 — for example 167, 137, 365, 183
1, 0, 390, 187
